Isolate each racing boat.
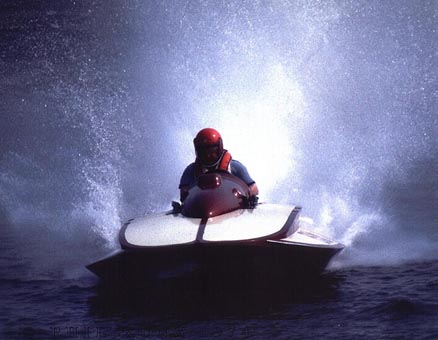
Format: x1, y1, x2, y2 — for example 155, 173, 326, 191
87, 173, 344, 285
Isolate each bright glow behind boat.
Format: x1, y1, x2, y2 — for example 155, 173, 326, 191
189, 63, 307, 201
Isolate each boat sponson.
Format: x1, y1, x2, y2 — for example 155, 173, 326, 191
119, 205, 301, 250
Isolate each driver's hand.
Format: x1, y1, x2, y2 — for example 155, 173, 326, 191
248, 195, 259, 209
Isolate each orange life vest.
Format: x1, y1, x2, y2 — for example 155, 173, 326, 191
195, 150, 232, 177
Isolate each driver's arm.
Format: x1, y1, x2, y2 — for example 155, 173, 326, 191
249, 183, 259, 196
180, 186, 189, 202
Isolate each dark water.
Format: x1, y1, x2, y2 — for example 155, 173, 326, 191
1, 1, 437, 339
2, 253, 438, 339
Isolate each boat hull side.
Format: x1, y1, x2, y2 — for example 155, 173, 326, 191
87, 241, 343, 285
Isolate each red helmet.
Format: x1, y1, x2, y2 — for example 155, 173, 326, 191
193, 128, 224, 166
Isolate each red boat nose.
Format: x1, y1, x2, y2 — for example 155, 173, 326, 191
182, 173, 251, 218
198, 174, 222, 189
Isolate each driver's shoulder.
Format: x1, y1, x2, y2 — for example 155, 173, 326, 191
184, 162, 196, 170
230, 159, 245, 168
230, 159, 247, 174
181, 162, 196, 177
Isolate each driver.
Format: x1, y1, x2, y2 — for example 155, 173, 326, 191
179, 128, 259, 202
